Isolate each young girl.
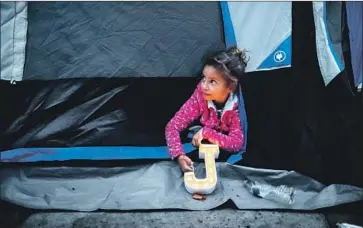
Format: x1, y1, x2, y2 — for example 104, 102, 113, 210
165, 47, 248, 172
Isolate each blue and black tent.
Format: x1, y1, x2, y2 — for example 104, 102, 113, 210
0, 1, 362, 217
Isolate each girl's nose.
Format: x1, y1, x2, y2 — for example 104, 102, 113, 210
201, 81, 208, 91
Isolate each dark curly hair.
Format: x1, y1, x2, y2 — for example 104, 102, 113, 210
204, 46, 248, 92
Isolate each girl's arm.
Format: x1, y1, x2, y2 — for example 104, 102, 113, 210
202, 111, 244, 152
165, 87, 202, 159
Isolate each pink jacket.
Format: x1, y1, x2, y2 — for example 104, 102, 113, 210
165, 83, 244, 159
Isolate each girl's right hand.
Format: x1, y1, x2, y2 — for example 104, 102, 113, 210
177, 155, 193, 172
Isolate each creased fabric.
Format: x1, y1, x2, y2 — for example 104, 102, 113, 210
1, 2, 28, 82
23, 2, 225, 80
1, 162, 361, 211
346, 1, 362, 88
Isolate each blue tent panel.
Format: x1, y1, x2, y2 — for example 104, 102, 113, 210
1, 144, 195, 163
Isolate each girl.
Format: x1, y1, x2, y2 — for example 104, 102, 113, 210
165, 47, 248, 172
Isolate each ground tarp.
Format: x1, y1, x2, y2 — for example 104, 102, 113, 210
1, 161, 362, 211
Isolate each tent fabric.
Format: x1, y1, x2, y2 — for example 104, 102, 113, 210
0, 78, 201, 152
0, 162, 362, 211
0, 144, 196, 163
219, 85, 249, 164
0, 78, 246, 165
22, 2, 225, 80
1, 2, 362, 189
0, 1, 28, 82
312, 2, 345, 86
226, 85, 248, 164
238, 2, 363, 189
345, 1, 362, 88
221, 2, 292, 72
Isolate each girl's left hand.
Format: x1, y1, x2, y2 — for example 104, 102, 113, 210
192, 128, 203, 147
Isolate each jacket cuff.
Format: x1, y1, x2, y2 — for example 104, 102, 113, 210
171, 151, 185, 160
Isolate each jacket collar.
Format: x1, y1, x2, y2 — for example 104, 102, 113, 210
207, 92, 238, 115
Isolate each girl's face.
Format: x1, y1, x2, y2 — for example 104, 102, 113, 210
201, 65, 232, 104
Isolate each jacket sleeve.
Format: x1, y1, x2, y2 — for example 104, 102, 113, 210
165, 87, 202, 159
202, 111, 244, 153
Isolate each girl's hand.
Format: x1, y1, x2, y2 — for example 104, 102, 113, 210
177, 155, 193, 172
192, 128, 204, 148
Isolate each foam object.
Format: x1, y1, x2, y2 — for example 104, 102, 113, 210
184, 144, 220, 195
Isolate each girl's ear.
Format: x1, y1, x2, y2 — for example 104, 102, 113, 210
228, 83, 237, 93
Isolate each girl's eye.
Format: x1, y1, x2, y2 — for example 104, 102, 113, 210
211, 80, 217, 85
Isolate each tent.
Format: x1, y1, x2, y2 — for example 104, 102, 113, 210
1, 1, 362, 218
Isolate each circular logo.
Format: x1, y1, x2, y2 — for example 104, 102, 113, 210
274, 50, 286, 63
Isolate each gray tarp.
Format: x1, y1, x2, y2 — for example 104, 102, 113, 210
1, 161, 361, 211
23, 2, 225, 80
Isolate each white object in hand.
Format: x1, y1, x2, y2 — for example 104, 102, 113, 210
184, 144, 219, 195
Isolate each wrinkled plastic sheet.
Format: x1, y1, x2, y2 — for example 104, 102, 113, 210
1, 161, 361, 211
23, 2, 225, 80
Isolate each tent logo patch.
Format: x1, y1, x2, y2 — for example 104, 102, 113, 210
274, 50, 286, 63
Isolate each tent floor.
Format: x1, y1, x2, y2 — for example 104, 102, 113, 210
1, 201, 361, 228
